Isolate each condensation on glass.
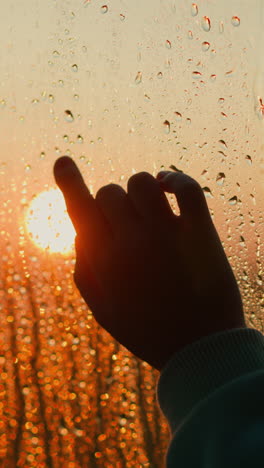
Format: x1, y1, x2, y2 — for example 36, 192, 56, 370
0, 1, 263, 466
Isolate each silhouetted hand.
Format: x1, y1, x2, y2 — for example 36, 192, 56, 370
54, 157, 246, 371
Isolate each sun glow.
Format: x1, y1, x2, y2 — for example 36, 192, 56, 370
25, 188, 75, 254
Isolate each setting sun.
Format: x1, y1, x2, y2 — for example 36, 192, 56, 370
25, 188, 76, 254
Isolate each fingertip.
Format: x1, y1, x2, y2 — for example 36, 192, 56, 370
156, 171, 171, 181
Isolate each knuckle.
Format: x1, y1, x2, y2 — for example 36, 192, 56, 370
176, 173, 203, 194
128, 172, 153, 191
96, 183, 122, 202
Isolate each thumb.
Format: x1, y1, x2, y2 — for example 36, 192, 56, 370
157, 171, 212, 225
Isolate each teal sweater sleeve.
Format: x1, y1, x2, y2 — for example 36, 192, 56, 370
156, 328, 264, 467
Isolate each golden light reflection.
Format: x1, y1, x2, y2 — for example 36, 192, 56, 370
25, 188, 75, 254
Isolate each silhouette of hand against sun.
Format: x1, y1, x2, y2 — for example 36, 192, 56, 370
54, 156, 246, 371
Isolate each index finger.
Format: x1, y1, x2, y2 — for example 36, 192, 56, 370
53, 156, 108, 239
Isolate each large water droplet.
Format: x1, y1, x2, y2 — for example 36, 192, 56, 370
174, 112, 182, 121
64, 110, 74, 122
231, 16, 240, 27
71, 64, 78, 72
216, 172, 226, 185
219, 139, 228, 149
203, 187, 213, 198
229, 196, 238, 205
201, 16, 211, 32
245, 155, 252, 165
77, 135, 83, 143
202, 41, 210, 52
191, 3, 198, 17
101, 5, 108, 14
192, 71, 202, 79
135, 71, 142, 84
157, 71, 163, 79
163, 120, 170, 134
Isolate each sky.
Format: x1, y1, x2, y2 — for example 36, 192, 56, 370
0, 0, 263, 261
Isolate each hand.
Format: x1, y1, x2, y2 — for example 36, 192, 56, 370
54, 157, 246, 371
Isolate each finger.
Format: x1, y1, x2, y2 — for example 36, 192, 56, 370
54, 157, 110, 251
127, 172, 174, 226
74, 236, 103, 310
156, 171, 212, 226
95, 184, 140, 237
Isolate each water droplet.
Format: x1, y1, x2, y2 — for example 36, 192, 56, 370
74, 94, 79, 101
63, 135, 69, 142
77, 135, 83, 143
191, 3, 198, 16
219, 139, 228, 149
210, 74, 216, 82
229, 196, 238, 205
53, 50, 60, 58
25, 164, 32, 172
221, 112, 227, 119
157, 72, 163, 79
120, 14, 125, 21
218, 97, 225, 105
0, 99, 6, 108
71, 64, 78, 72
58, 79, 64, 87
39, 151, 46, 160
135, 71, 142, 84
192, 71, 202, 79
249, 193, 256, 206
225, 70, 234, 77
163, 120, 170, 134
101, 5, 108, 14
216, 172, 226, 185
48, 94, 54, 103
231, 16, 240, 27
31, 98, 39, 105
202, 41, 210, 52
64, 110, 74, 122
245, 155, 252, 165
203, 187, 213, 198
201, 16, 211, 32
165, 40, 172, 49
186, 118, 192, 125
188, 30, 193, 40
169, 165, 183, 173
219, 21, 224, 33
174, 111, 182, 121
239, 235, 245, 247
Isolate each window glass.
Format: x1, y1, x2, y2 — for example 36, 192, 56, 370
0, 1, 263, 465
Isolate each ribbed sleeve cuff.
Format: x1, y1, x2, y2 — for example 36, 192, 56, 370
157, 328, 264, 433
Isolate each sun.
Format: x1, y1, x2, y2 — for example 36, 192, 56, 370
25, 188, 76, 254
